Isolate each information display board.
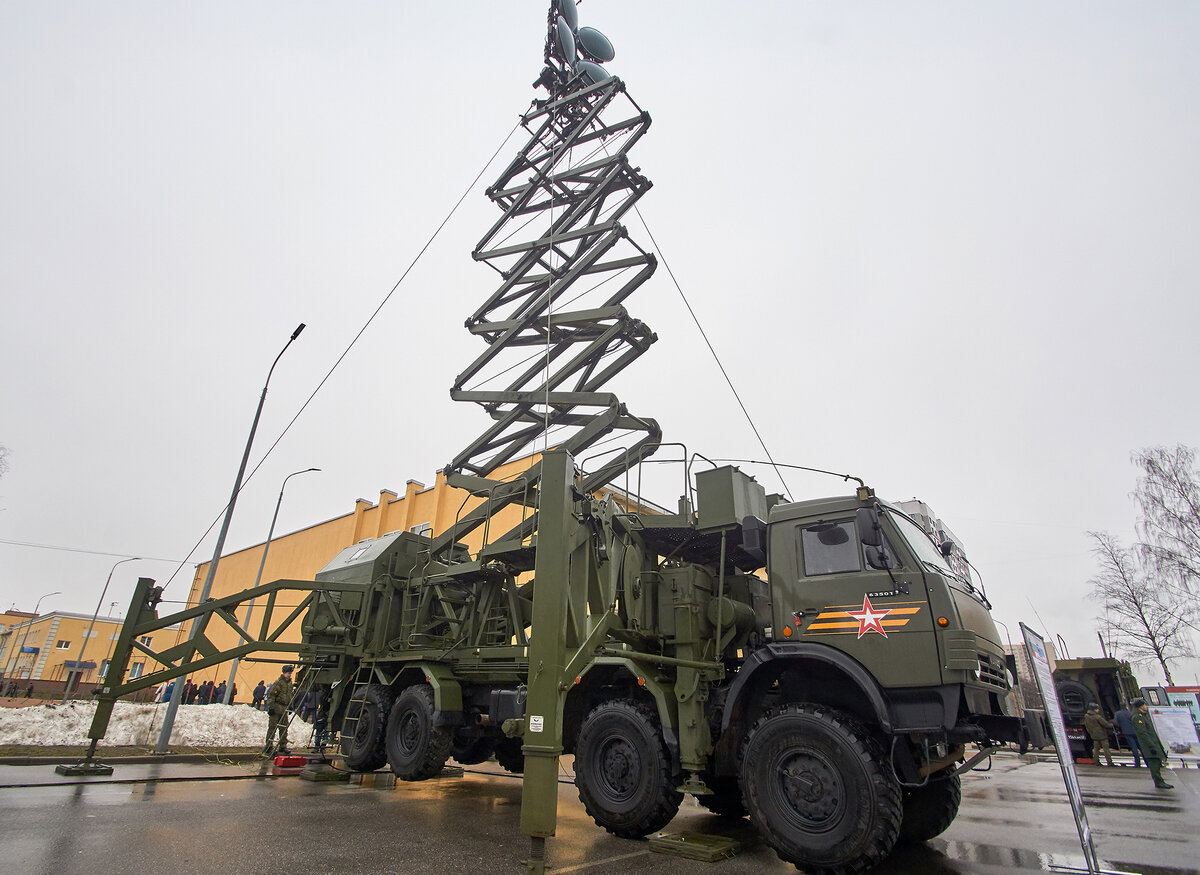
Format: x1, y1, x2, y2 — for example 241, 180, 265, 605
1021, 623, 1099, 873
1148, 706, 1200, 759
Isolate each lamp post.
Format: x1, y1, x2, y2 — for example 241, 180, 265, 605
222, 466, 319, 704
155, 322, 307, 754
4, 591, 61, 686
63, 557, 140, 702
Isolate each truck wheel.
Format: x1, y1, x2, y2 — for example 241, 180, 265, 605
450, 731, 497, 766
340, 684, 393, 772
574, 699, 682, 838
695, 775, 748, 818
741, 704, 901, 873
494, 737, 524, 774
386, 685, 451, 781
899, 773, 961, 842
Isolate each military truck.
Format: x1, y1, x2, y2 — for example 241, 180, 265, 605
297, 452, 1022, 872
1053, 657, 1140, 760
77, 3, 1023, 871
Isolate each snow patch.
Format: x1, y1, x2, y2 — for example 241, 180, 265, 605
0, 701, 270, 747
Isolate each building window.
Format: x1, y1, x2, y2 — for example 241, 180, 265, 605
129, 663, 145, 679
56, 640, 72, 650
138, 636, 152, 647
410, 522, 432, 536
98, 660, 110, 679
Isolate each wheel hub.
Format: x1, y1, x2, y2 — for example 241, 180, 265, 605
779, 752, 841, 824
399, 712, 420, 754
354, 707, 374, 744
599, 738, 639, 798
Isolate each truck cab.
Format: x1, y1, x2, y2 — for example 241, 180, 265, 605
766, 495, 1015, 745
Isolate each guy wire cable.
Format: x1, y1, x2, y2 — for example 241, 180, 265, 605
631, 203, 793, 500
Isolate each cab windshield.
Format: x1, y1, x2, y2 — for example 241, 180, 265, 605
885, 509, 974, 592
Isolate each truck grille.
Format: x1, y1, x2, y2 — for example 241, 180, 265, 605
977, 652, 1007, 689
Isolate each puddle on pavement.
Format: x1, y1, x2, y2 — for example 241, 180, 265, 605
903, 839, 1081, 872
875, 838, 1199, 874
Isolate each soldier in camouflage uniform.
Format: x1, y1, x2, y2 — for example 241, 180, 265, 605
262, 665, 295, 756
1082, 703, 1115, 766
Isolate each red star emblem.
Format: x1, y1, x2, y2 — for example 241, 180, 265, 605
845, 595, 891, 638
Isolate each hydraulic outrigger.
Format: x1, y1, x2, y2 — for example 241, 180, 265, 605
59, 574, 361, 774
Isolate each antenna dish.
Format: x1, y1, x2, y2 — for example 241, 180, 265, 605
574, 60, 612, 87
576, 26, 615, 63
555, 16, 577, 65
558, 0, 578, 32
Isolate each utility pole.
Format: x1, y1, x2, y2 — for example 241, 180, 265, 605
154, 323, 306, 753
221, 467, 319, 704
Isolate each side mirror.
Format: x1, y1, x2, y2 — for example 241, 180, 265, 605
939, 539, 954, 558
741, 516, 767, 567
856, 506, 882, 547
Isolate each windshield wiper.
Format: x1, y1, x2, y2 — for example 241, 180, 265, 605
920, 559, 979, 594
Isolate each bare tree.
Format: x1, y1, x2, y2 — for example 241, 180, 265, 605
1089, 531, 1194, 684
0, 444, 8, 480
1134, 445, 1200, 594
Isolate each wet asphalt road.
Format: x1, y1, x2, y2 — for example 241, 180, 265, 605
0, 752, 1196, 874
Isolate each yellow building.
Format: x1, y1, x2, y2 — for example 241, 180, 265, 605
175, 454, 663, 697
0, 609, 176, 698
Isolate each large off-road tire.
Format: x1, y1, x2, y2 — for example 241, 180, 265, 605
450, 731, 497, 766
340, 684, 393, 773
899, 773, 961, 843
740, 704, 901, 874
385, 685, 452, 781
695, 775, 748, 819
574, 699, 683, 838
494, 737, 524, 774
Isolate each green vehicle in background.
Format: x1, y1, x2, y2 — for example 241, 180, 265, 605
1054, 656, 1141, 760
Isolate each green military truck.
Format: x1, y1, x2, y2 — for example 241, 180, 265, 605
79, 4, 1023, 871
298, 453, 1022, 872
84, 462, 1022, 873
1053, 656, 1140, 760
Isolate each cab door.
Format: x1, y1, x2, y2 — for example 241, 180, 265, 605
773, 516, 939, 688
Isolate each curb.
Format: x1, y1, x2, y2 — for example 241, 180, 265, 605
0, 752, 263, 766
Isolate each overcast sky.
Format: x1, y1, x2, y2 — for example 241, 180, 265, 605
2, 2, 1198, 684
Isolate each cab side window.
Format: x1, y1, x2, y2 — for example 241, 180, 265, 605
801, 521, 860, 576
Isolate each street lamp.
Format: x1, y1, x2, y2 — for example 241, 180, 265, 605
222, 466, 320, 703
155, 322, 307, 753
4, 591, 61, 687
63, 557, 140, 702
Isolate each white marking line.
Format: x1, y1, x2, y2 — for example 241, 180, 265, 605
549, 848, 651, 872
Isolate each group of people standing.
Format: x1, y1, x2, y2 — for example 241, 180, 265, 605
177, 679, 237, 705
1082, 698, 1174, 789
2, 680, 34, 698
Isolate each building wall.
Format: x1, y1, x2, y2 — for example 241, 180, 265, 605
0, 611, 177, 689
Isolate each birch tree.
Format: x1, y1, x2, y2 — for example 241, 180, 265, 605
1089, 531, 1194, 684
1134, 445, 1200, 597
